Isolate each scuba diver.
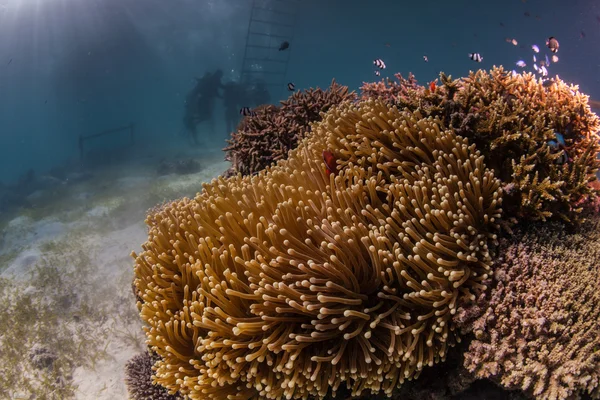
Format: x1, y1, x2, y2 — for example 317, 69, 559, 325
182, 69, 225, 145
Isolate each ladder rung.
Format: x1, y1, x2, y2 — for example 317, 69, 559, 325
250, 18, 294, 28
245, 57, 287, 64
253, 6, 295, 16
249, 31, 289, 40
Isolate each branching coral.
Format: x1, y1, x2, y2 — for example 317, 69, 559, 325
457, 216, 600, 400
360, 67, 600, 225
360, 72, 421, 103
125, 352, 182, 400
223, 79, 356, 177
133, 99, 503, 399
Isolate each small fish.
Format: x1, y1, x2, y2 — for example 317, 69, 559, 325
597, 15, 600, 23
240, 107, 256, 117
516, 60, 526, 68
287, 82, 295, 91
278, 41, 290, 51
545, 54, 550, 66
505, 38, 518, 46
546, 36, 559, 53
533, 55, 537, 62
384, 43, 391, 47
7, 58, 12, 66
580, 30, 586, 39
423, 55, 428, 62
551, 54, 559, 63
429, 80, 437, 92
44, 100, 47, 104
374, 70, 380, 76
542, 78, 554, 87
548, 132, 569, 163
373, 58, 386, 69
322, 150, 337, 176
539, 65, 548, 77
532, 44, 540, 53
469, 53, 483, 62
524, 11, 531, 17
533, 63, 539, 71
554, 132, 565, 146
500, 22, 505, 27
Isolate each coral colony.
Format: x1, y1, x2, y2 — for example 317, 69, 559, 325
128, 68, 600, 400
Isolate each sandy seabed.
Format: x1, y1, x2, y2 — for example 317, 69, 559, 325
0, 150, 229, 400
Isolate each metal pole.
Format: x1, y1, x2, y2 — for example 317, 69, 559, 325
240, 0, 256, 85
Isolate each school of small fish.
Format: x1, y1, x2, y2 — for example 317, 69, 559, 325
235, 10, 579, 172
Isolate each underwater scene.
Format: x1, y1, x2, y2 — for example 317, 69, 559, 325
1, 0, 600, 399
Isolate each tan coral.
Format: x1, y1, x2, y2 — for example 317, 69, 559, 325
360, 67, 600, 225
133, 99, 503, 399
462, 216, 600, 400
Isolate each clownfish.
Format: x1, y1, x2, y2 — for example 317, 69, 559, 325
429, 80, 437, 92
322, 150, 337, 176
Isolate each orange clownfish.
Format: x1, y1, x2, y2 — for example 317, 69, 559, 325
322, 150, 337, 176
429, 80, 437, 92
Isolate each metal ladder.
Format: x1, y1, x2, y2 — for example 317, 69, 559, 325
240, 0, 300, 98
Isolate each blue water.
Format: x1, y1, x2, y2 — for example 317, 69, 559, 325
1, 1, 600, 399
1, 0, 598, 186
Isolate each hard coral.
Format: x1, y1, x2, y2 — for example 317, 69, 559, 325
223, 79, 356, 177
125, 352, 182, 400
459, 216, 600, 400
361, 67, 600, 225
359, 72, 421, 103
133, 99, 503, 399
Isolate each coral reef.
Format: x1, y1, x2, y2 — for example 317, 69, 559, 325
133, 99, 503, 399
455, 216, 600, 400
360, 67, 600, 225
360, 72, 421, 103
223, 79, 356, 177
125, 352, 182, 400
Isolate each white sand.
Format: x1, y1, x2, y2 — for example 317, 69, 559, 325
0, 153, 230, 399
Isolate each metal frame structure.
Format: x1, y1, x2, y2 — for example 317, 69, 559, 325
240, 0, 300, 100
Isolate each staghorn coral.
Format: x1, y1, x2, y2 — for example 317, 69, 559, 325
133, 99, 503, 399
457, 216, 600, 400
125, 351, 183, 400
360, 67, 600, 225
223, 79, 356, 177
360, 72, 421, 104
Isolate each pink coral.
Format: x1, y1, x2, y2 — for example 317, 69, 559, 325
458, 217, 600, 400
360, 72, 421, 103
